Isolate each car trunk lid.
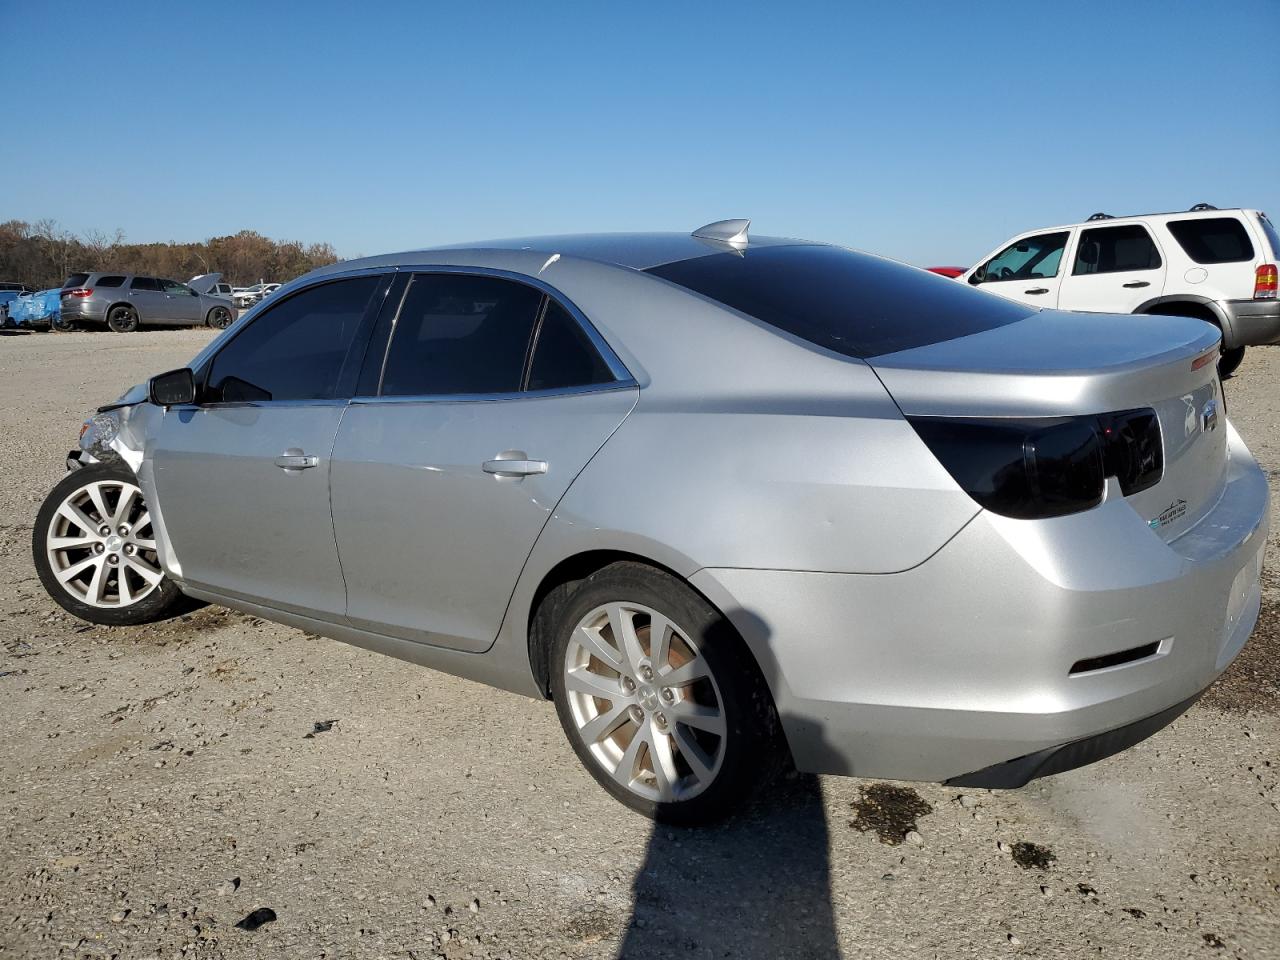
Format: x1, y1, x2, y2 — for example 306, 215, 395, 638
871, 310, 1227, 542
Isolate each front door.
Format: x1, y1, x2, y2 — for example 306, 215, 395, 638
965, 230, 1071, 308
147, 273, 388, 617
127, 276, 169, 321
158, 278, 203, 324
330, 272, 636, 652
1057, 223, 1168, 314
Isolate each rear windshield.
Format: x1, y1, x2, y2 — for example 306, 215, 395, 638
63, 273, 90, 288
1259, 214, 1280, 259
644, 244, 1033, 359
1166, 217, 1254, 264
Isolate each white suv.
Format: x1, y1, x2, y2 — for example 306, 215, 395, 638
961, 205, 1280, 377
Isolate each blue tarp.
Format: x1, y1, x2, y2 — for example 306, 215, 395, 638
8, 288, 61, 326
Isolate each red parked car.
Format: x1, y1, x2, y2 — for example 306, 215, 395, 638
925, 266, 966, 278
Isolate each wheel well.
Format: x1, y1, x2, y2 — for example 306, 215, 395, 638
1137, 300, 1217, 326
526, 550, 703, 699
106, 301, 134, 319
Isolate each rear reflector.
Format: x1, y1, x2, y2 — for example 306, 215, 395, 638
1256, 264, 1278, 299
1191, 348, 1217, 371
1070, 641, 1161, 675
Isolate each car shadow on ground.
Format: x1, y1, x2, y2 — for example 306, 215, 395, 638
616, 608, 842, 959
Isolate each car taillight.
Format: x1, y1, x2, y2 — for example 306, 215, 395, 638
1255, 264, 1278, 299
908, 408, 1163, 520
61, 288, 93, 298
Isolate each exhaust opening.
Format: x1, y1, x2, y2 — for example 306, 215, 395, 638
1070, 641, 1161, 675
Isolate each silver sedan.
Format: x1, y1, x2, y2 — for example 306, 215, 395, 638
32, 220, 1269, 823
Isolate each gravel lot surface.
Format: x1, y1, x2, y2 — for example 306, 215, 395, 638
1, 329, 1277, 960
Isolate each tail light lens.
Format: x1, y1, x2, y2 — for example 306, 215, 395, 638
909, 408, 1163, 520
1255, 264, 1277, 299
61, 288, 93, 299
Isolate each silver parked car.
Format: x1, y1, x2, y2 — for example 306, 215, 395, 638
31, 221, 1269, 823
59, 272, 236, 332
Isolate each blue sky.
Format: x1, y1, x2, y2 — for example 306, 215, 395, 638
2, 0, 1276, 266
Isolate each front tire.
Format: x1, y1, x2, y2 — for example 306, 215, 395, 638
1218, 345, 1245, 379
32, 461, 194, 625
547, 562, 780, 825
106, 305, 139, 333
206, 306, 233, 329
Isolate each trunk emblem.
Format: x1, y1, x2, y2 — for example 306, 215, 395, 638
1202, 399, 1219, 433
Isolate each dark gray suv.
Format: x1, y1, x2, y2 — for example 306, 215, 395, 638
60, 273, 236, 332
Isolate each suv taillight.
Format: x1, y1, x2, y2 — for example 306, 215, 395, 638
61, 288, 93, 299
1256, 264, 1278, 299
908, 409, 1163, 520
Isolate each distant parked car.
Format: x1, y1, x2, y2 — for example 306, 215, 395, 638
232, 282, 281, 309
189, 274, 236, 301
0, 290, 20, 327
59, 273, 236, 332
7, 289, 62, 330
925, 266, 966, 278
961, 204, 1279, 377
0, 281, 33, 293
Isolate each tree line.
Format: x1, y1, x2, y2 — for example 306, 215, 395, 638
0, 220, 340, 290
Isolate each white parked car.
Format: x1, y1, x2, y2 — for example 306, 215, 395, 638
232, 283, 281, 309
961, 205, 1279, 377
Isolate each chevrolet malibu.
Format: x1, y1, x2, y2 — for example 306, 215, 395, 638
32, 220, 1269, 824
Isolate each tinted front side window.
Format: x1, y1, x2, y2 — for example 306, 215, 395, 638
1073, 225, 1162, 275
982, 232, 1069, 281
380, 274, 543, 396
160, 279, 192, 295
206, 276, 379, 402
1166, 218, 1254, 264
96, 275, 126, 288
645, 244, 1033, 359
527, 300, 615, 391
130, 277, 162, 291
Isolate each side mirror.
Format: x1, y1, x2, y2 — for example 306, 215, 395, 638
149, 368, 196, 406
969, 266, 987, 285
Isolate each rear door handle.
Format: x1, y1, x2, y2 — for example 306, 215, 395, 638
275, 452, 319, 470
1122, 281, 1151, 288
1024, 287, 1050, 295
483, 452, 547, 477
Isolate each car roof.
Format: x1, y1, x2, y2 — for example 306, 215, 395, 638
333, 231, 816, 274
1014, 207, 1260, 235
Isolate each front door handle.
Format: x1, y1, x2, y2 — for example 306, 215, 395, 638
275, 451, 319, 471
1122, 280, 1151, 288
483, 451, 547, 478
1024, 287, 1050, 295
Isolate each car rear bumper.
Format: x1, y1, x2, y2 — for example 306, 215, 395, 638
1224, 298, 1280, 346
60, 301, 108, 323
691, 421, 1269, 784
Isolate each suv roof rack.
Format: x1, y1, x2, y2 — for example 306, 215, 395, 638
1086, 212, 1114, 221
1189, 202, 1217, 211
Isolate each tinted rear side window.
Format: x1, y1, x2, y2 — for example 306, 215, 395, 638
96, 275, 126, 288
380, 274, 543, 396
1166, 218, 1254, 264
644, 244, 1033, 359
130, 277, 162, 291
1072, 225, 1162, 275
527, 300, 615, 391
63, 274, 90, 288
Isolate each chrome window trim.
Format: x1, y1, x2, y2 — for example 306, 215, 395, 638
348, 380, 637, 406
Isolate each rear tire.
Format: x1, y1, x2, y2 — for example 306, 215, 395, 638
546, 562, 780, 825
1218, 346, 1245, 379
51, 315, 74, 332
32, 461, 198, 625
106, 305, 139, 333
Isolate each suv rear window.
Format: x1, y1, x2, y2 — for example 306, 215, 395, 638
95, 275, 126, 288
644, 244, 1033, 359
1166, 218, 1254, 264
63, 274, 90, 288
1258, 214, 1280, 259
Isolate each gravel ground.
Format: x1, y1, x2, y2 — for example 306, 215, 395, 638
1, 328, 1277, 960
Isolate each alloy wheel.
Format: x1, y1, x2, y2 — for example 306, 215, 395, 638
563, 601, 726, 803
209, 307, 232, 329
45, 478, 163, 608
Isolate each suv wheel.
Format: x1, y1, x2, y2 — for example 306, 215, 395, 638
547, 562, 780, 824
106, 305, 139, 333
206, 306, 233, 329
1218, 346, 1245, 379
32, 462, 196, 625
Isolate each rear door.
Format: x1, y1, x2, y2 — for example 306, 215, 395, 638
330, 271, 636, 652
147, 273, 390, 618
127, 277, 168, 321
965, 230, 1071, 307
1058, 223, 1168, 313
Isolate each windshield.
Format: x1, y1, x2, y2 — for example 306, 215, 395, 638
645, 244, 1033, 359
